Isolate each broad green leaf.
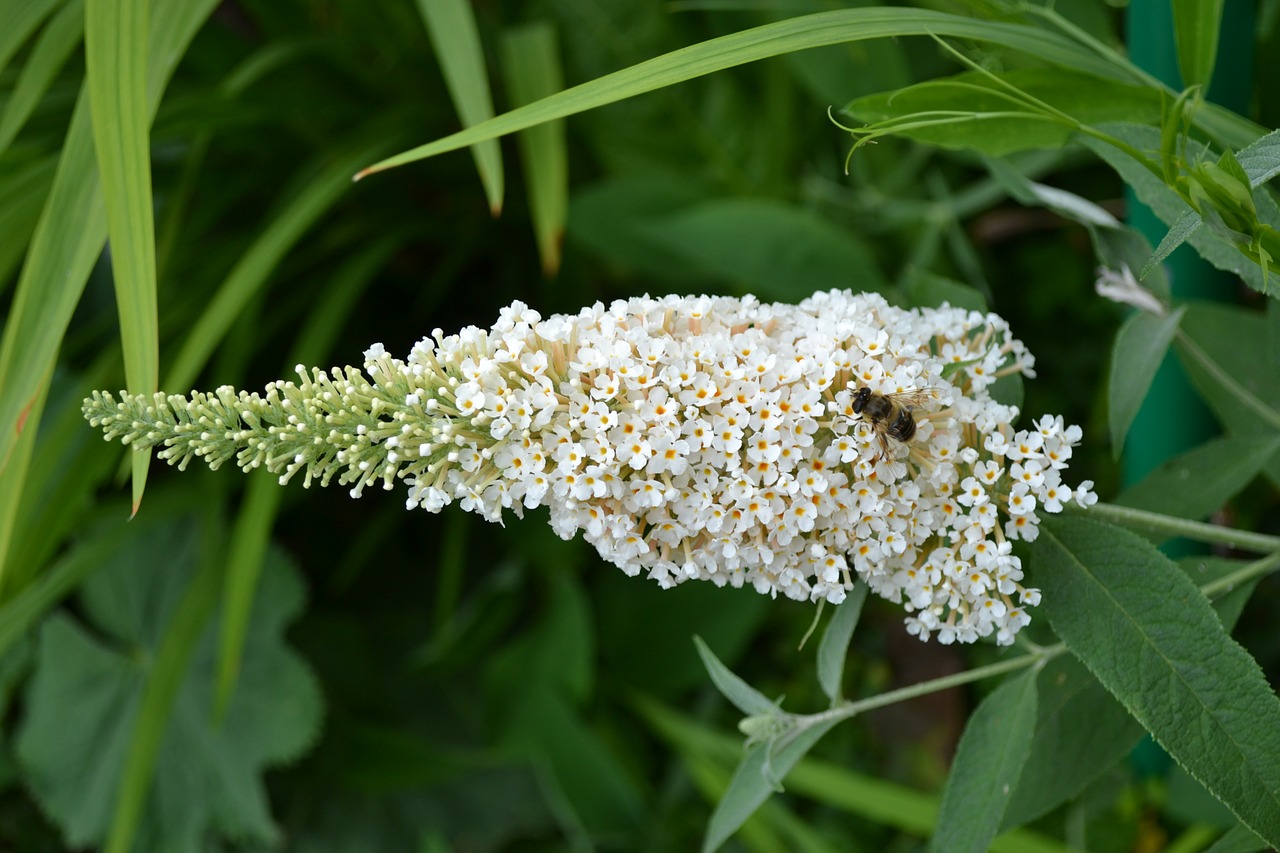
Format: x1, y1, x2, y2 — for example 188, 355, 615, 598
844, 68, 1161, 156
1177, 302, 1280, 488
1108, 305, 1186, 455
816, 581, 867, 704
638, 198, 885, 299
162, 139, 388, 394
1031, 515, 1280, 847
1172, 0, 1224, 88
86, 0, 157, 513
15, 514, 321, 852
929, 668, 1037, 853
355, 8, 1141, 178
0, 0, 83, 159
414, 0, 503, 213
1202, 823, 1269, 853
1002, 655, 1143, 828
1116, 434, 1280, 519
702, 719, 838, 853
1082, 124, 1280, 297
0, 0, 62, 76
694, 635, 777, 717
0, 0, 217, 473
500, 22, 568, 276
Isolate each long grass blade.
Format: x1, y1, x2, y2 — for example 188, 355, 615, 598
355, 8, 1137, 179
0, 0, 84, 159
500, 22, 568, 277
0, 0, 63, 77
414, 0, 504, 214
86, 0, 157, 514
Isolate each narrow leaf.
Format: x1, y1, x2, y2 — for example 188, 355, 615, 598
816, 581, 867, 704
86, 0, 157, 511
0, 0, 62, 76
0, 0, 84, 159
694, 635, 777, 717
929, 669, 1037, 853
0, 0, 217, 472
500, 22, 568, 276
414, 0, 503, 213
1116, 434, 1280, 519
355, 8, 1136, 178
1172, 0, 1225, 88
702, 719, 838, 853
1032, 515, 1280, 847
1108, 305, 1186, 455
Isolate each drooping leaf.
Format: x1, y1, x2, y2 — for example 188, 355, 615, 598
1108, 305, 1186, 455
816, 581, 867, 704
1031, 515, 1280, 847
929, 669, 1037, 853
694, 635, 777, 717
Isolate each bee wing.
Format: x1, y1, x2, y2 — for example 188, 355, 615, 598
885, 388, 938, 410
876, 432, 896, 463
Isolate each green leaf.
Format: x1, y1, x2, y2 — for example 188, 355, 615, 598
1082, 124, 1280, 297
1116, 434, 1280, 519
1108, 305, 1186, 455
15, 514, 321, 851
355, 8, 1138, 178
816, 581, 867, 704
702, 719, 838, 853
900, 271, 988, 312
0, 0, 216, 472
843, 68, 1161, 156
1031, 515, 1280, 847
1172, 0, 1224, 88
1002, 656, 1143, 828
0, 0, 83, 159
85, 0, 157, 512
929, 668, 1037, 853
0, 0, 62, 76
694, 635, 777, 717
500, 22, 568, 276
1202, 822, 1269, 853
414, 0, 503, 214
638, 198, 886, 299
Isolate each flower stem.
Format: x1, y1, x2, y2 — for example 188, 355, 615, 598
1081, 502, 1280, 553
1202, 549, 1280, 599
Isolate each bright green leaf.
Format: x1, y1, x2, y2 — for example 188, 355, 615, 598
414, 0, 503, 213
1032, 515, 1280, 847
816, 581, 867, 704
500, 22, 568, 277
1172, 0, 1225, 88
929, 669, 1037, 853
355, 8, 1142, 179
1109, 305, 1186, 455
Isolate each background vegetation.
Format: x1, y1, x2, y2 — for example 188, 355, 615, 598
1, 0, 1278, 850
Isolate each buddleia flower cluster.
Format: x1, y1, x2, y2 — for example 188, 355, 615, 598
84, 290, 1095, 645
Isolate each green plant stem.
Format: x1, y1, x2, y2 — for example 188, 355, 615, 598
1082, 502, 1280, 553
1202, 549, 1280, 599
788, 643, 1062, 733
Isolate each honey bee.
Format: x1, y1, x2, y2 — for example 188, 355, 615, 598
852, 386, 938, 463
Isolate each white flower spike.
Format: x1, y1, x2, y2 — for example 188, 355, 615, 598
84, 290, 1094, 645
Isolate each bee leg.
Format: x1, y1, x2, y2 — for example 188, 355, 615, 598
877, 434, 895, 464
